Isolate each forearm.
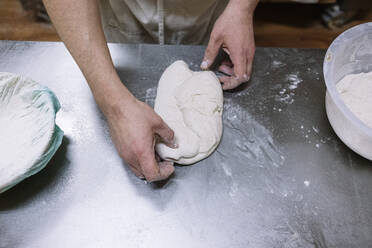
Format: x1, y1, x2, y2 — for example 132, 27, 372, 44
230, 0, 259, 15
42, 0, 133, 113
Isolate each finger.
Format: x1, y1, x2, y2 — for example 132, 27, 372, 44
222, 46, 231, 56
219, 75, 238, 90
230, 49, 248, 83
155, 120, 178, 149
246, 49, 255, 80
246, 59, 252, 82
155, 153, 161, 162
218, 64, 234, 76
158, 161, 175, 178
219, 75, 244, 90
221, 60, 233, 67
201, 34, 222, 70
128, 163, 145, 179
140, 152, 174, 182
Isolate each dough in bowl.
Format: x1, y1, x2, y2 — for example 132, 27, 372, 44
154, 61, 223, 165
0, 72, 63, 193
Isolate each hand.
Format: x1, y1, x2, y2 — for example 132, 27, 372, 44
44, 0, 176, 182
201, 0, 257, 90
104, 92, 177, 182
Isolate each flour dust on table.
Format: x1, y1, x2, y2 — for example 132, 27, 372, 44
154, 61, 223, 165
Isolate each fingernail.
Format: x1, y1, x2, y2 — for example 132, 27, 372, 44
200, 60, 209, 70
244, 74, 249, 81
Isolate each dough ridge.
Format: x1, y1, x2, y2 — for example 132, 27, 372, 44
154, 60, 223, 165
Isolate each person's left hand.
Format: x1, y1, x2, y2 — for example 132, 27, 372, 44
201, 0, 257, 90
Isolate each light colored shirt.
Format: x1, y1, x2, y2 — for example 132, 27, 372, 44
99, 0, 228, 44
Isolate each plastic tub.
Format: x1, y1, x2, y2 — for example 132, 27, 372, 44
324, 22, 372, 160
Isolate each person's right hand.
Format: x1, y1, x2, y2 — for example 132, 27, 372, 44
43, 0, 176, 182
201, 0, 258, 90
103, 90, 177, 182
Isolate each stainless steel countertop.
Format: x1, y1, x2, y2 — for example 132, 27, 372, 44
0, 41, 371, 248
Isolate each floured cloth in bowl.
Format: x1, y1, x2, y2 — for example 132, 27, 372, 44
0, 72, 63, 193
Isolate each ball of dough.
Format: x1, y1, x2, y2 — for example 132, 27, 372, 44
154, 60, 223, 165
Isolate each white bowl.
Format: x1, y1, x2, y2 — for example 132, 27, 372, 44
324, 22, 372, 160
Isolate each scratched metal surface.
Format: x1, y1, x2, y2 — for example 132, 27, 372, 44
0, 41, 371, 248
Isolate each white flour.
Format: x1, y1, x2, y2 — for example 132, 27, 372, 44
337, 71, 372, 128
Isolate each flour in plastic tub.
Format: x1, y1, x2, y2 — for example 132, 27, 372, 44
337, 71, 372, 128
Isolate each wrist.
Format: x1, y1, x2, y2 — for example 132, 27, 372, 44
229, 0, 258, 15
93, 79, 136, 119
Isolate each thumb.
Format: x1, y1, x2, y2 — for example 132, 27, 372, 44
230, 47, 248, 83
201, 34, 222, 70
158, 161, 175, 179
155, 120, 178, 149
139, 151, 174, 182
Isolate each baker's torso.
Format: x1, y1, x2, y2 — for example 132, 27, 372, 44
100, 0, 228, 44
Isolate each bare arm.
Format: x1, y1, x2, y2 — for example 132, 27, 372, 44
42, 0, 130, 108
43, 0, 176, 182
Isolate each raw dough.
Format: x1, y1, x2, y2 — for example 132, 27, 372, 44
337, 71, 372, 128
154, 61, 223, 165
0, 72, 63, 193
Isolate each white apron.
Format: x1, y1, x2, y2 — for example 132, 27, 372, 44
99, 0, 228, 44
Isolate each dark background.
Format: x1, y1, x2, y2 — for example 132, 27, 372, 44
0, 0, 371, 48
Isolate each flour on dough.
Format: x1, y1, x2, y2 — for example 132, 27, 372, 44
154, 60, 223, 165
337, 71, 372, 128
